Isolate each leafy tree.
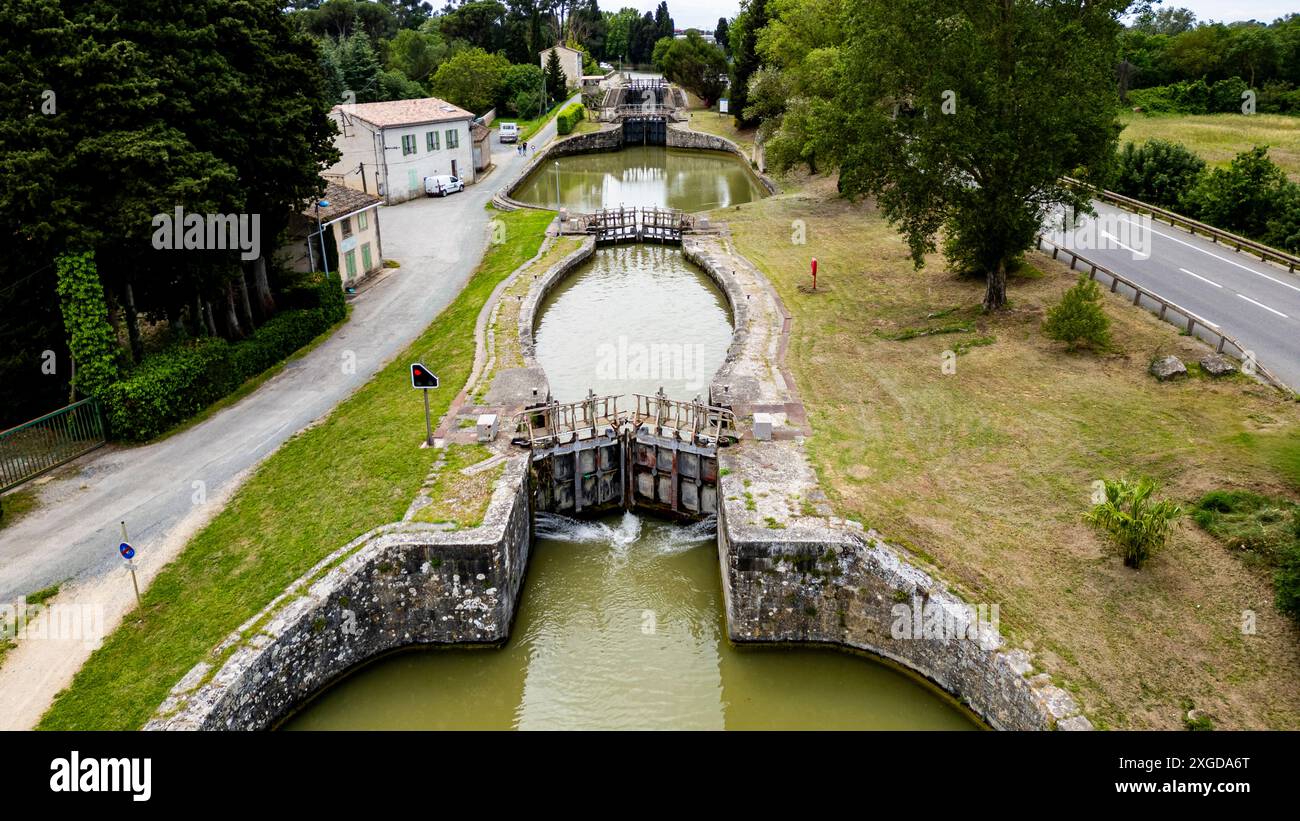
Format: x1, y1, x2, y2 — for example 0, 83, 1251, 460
1043, 275, 1112, 352
386, 27, 449, 84
570, 0, 607, 60
1086, 478, 1182, 569
1131, 6, 1196, 36
55, 252, 120, 399
544, 47, 568, 102
715, 16, 730, 55
1113, 139, 1205, 209
502, 63, 546, 113
604, 6, 641, 62
433, 47, 511, 113
1184, 146, 1300, 252
836, 0, 1126, 311
440, 0, 508, 52
328, 33, 383, 102
729, 0, 769, 127
654, 32, 728, 106
382, 0, 434, 30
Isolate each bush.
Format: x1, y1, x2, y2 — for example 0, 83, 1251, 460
1043, 275, 1112, 351
101, 273, 346, 441
100, 339, 237, 441
1193, 490, 1300, 622
1085, 477, 1182, 569
1113, 139, 1206, 209
1127, 77, 1253, 115
555, 102, 586, 135
1183, 146, 1300, 252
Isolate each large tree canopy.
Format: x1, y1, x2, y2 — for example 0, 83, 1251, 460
836, 0, 1126, 310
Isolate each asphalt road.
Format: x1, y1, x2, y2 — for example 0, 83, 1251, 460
0, 114, 564, 602
1045, 200, 1300, 389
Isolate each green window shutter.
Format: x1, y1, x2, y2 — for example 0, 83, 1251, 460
345, 250, 356, 278
361, 242, 372, 271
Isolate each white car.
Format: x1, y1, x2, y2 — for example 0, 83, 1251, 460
499, 122, 519, 143
424, 175, 464, 197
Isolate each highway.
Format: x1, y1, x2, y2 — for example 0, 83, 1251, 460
1044, 200, 1300, 390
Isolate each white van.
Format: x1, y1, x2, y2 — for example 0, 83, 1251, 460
424, 175, 464, 197
499, 122, 519, 143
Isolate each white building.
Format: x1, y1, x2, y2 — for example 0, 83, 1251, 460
540, 45, 584, 93
325, 98, 477, 205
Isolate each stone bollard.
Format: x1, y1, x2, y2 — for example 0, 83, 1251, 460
477, 414, 499, 443
752, 412, 774, 442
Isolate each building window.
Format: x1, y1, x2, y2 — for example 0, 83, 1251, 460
401, 134, 416, 155
446, 128, 459, 149
345, 249, 357, 278
426, 131, 440, 151
361, 242, 372, 272
358, 210, 368, 231
340, 216, 352, 238
408, 169, 418, 192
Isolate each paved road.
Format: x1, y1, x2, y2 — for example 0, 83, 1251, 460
0, 115, 563, 602
1045, 201, 1300, 389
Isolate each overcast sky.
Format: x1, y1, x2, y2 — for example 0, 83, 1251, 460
627, 1, 1294, 32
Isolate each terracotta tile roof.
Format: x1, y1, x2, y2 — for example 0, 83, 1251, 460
470, 122, 490, 140
303, 181, 382, 222
333, 97, 476, 129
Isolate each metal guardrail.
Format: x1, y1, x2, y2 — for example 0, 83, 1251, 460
1061, 176, 1300, 273
1035, 235, 1288, 391
0, 398, 107, 492
512, 390, 737, 449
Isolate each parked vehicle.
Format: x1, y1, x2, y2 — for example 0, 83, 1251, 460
424, 175, 464, 197
499, 122, 519, 143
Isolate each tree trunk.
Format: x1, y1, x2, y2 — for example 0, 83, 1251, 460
123, 281, 144, 364
251, 255, 275, 319
203, 299, 218, 337
237, 269, 256, 331
983, 258, 1008, 312
222, 280, 244, 340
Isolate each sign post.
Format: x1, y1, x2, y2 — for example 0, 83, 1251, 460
410, 363, 440, 447
119, 521, 141, 607
811, 257, 818, 291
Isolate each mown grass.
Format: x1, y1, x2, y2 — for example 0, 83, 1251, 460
0, 487, 39, 533
717, 178, 1300, 728
411, 444, 502, 528
37, 208, 555, 730
0, 582, 61, 670
1118, 111, 1300, 181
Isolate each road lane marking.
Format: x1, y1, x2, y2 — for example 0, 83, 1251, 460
1236, 293, 1289, 318
1112, 213, 1300, 293
1178, 267, 1222, 288
1100, 230, 1143, 255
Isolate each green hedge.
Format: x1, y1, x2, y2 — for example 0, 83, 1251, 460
1127, 76, 1300, 115
101, 274, 346, 441
556, 103, 586, 135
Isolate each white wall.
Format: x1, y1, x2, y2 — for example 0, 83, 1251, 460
325, 113, 476, 205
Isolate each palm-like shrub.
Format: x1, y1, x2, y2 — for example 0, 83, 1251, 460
1085, 478, 1182, 569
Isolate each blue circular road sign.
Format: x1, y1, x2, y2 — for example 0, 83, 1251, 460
119, 542, 135, 560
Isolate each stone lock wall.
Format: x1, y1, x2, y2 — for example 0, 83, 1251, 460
146, 458, 533, 731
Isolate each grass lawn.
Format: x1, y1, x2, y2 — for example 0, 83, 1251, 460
0, 487, 39, 533
37, 207, 555, 730
717, 177, 1300, 728
494, 99, 568, 142
686, 108, 758, 158
1118, 111, 1300, 181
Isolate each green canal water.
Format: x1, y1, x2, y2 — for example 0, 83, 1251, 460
511, 145, 766, 213
284, 146, 978, 731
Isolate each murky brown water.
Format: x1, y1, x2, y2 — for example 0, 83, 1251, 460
512, 145, 765, 213
285, 145, 977, 731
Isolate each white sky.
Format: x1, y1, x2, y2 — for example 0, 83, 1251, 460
623, 1, 1295, 31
